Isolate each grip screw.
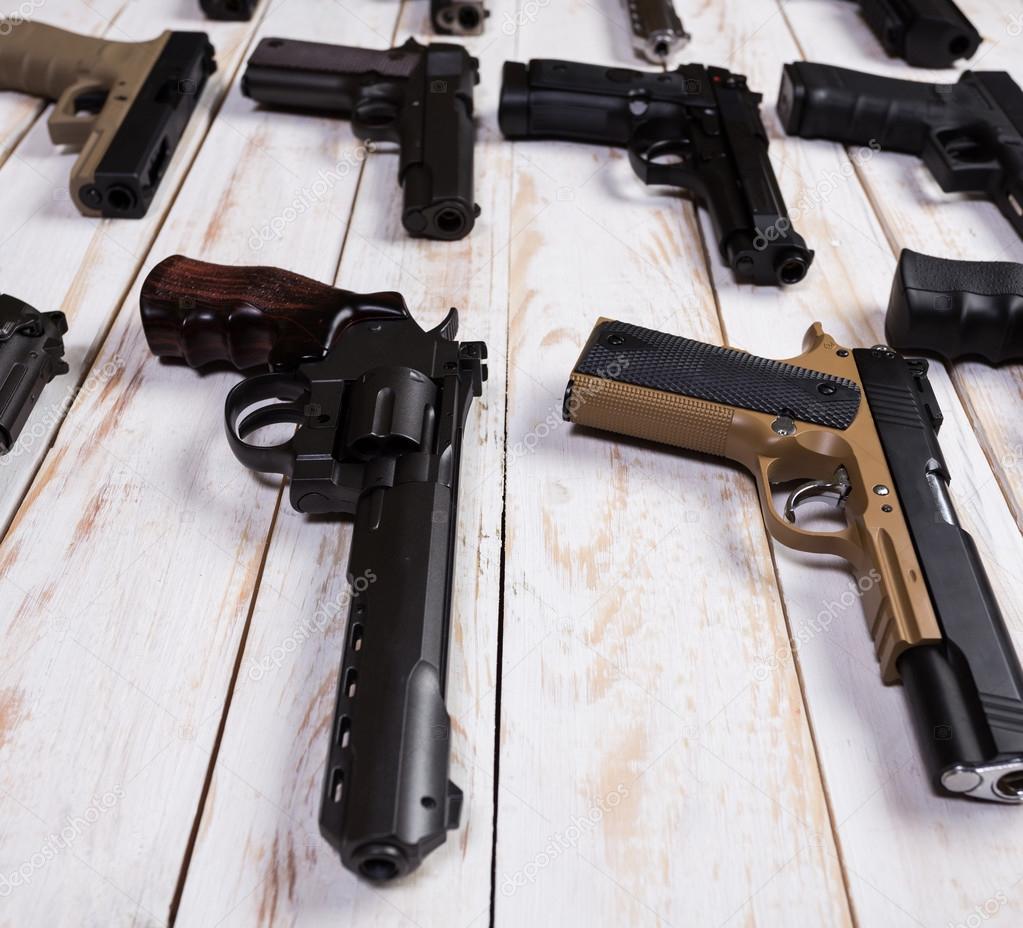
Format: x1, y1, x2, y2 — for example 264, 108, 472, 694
817, 382, 837, 395
873, 484, 890, 496
606, 334, 626, 346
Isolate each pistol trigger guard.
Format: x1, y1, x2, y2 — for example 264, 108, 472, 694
48, 80, 108, 147
922, 127, 1000, 194
754, 458, 858, 560
628, 138, 697, 190
223, 372, 308, 476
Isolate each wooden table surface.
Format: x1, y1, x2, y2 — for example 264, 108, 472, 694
2, 0, 1023, 925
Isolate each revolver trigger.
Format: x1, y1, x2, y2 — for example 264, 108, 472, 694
784, 466, 852, 523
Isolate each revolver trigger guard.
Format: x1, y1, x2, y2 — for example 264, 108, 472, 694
628, 138, 695, 189
223, 372, 309, 476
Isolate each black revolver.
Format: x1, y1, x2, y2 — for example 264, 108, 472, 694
851, 0, 980, 67
778, 63, 1023, 242
140, 255, 486, 880
242, 37, 480, 240
0, 295, 69, 453
499, 59, 813, 286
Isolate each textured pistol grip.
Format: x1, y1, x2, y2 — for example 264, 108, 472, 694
0, 21, 116, 100
886, 250, 1023, 363
139, 255, 409, 370
565, 320, 860, 457
568, 372, 735, 457
777, 62, 936, 150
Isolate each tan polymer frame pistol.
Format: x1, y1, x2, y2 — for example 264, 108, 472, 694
0, 20, 215, 218
566, 318, 1023, 804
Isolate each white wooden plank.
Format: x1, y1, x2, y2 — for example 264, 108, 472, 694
494, 3, 852, 926
174, 1, 511, 923
0, 1, 266, 530
0, 1, 394, 923
689, 1, 1023, 925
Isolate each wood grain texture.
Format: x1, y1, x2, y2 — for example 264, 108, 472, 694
707, 2, 1023, 925
0, 0, 1022, 925
494, 2, 851, 926
0, 0, 267, 536
0, 0, 364, 923
174, 0, 509, 923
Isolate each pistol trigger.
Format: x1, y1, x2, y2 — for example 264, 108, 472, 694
784, 466, 852, 523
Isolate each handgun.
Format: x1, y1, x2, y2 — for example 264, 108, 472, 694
625, 0, 690, 63
778, 62, 1023, 242
499, 59, 814, 286
241, 37, 480, 241
200, 0, 259, 20
0, 295, 68, 454
887, 249, 1023, 363
565, 318, 1023, 803
850, 0, 980, 68
432, 0, 487, 35
139, 255, 486, 879
0, 20, 216, 218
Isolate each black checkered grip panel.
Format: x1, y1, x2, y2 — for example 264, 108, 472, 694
575, 321, 861, 429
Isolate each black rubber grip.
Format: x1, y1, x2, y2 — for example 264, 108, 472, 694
886, 249, 1023, 363
575, 320, 861, 429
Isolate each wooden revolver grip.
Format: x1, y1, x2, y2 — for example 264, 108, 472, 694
139, 255, 410, 369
